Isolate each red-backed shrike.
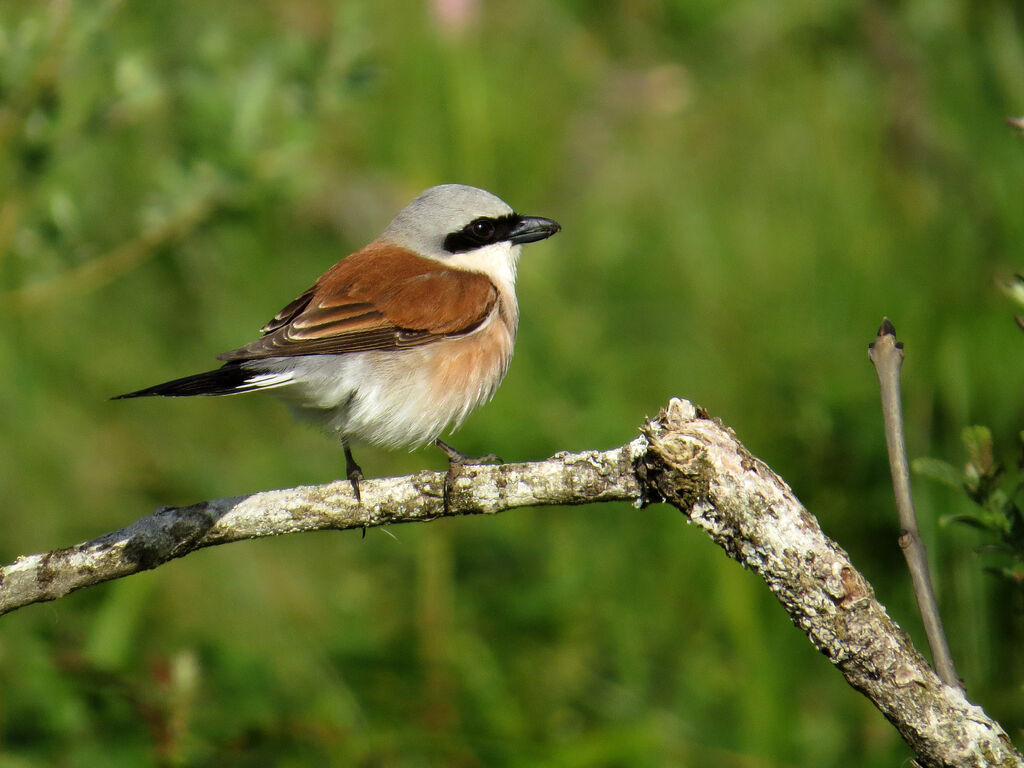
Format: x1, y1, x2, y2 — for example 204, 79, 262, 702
116, 184, 560, 499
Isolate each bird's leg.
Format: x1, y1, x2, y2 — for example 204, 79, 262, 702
343, 439, 363, 502
434, 439, 503, 511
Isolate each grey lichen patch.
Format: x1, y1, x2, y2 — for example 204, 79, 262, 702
780, 548, 806, 581
710, 491, 770, 548
411, 471, 446, 501
24, 548, 83, 602
743, 489, 779, 522
796, 506, 819, 532
988, 735, 1024, 768
442, 473, 488, 516
736, 441, 768, 475
295, 484, 338, 512
894, 665, 924, 687
36, 552, 59, 585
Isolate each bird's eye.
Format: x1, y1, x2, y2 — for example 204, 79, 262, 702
469, 219, 496, 242
443, 214, 519, 253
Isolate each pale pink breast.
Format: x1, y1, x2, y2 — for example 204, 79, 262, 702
427, 306, 516, 416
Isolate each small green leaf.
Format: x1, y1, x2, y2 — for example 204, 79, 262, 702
983, 565, 1024, 585
974, 543, 1016, 556
912, 457, 962, 488
940, 513, 993, 531
913, 456, 966, 487
963, 425, 995, 475
964, 461, 981, 494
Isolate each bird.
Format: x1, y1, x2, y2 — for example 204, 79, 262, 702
115, 183, 561, 501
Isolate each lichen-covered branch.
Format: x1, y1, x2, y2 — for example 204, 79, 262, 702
0, 442, 644, 618
0, 398, 1019, 767
639, 400, 1020, 768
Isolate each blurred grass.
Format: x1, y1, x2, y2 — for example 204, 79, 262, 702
1, 0, 1023, 764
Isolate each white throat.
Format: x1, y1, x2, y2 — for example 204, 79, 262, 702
441, 241, 520, 294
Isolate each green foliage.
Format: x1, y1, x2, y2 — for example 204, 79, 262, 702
1, 0, 1024, 765
914, 426, 1024, 588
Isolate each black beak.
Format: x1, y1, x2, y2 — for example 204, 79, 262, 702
508, 216, 561, 245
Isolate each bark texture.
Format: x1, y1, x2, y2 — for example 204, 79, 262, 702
0, 398, 1019, 767
640, 399, 1020, 768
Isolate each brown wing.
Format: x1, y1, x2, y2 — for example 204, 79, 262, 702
217, 243, 498, 362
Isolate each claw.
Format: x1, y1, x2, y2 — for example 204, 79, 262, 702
434, 439, 502, 512
434, 439, 503, 466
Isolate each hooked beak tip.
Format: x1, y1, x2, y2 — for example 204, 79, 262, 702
509, 216, 561, 245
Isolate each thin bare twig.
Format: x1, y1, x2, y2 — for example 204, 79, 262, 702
869, 318, 961, 689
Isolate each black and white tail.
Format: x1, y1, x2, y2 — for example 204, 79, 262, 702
113, 363, 293, 399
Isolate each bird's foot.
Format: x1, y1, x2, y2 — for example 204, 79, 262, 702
434, 439, 503, 466
434, 439, 503, 512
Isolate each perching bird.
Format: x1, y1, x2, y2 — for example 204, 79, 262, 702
115, 184, 561, 500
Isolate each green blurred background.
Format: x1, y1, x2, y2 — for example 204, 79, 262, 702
2, 0, 1023, 765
